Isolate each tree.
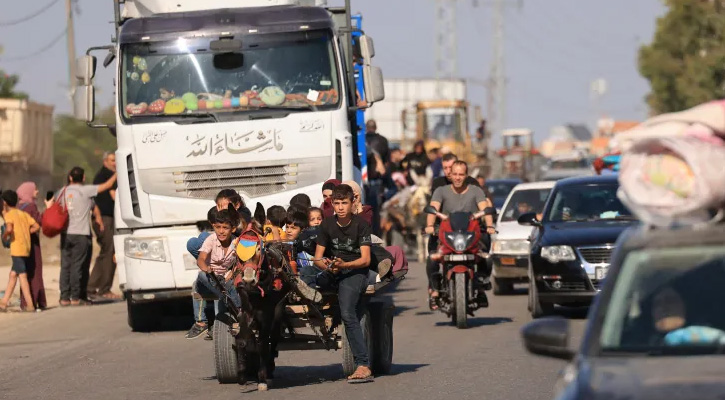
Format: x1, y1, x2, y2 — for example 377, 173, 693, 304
0, 70, 29, 99
53, 107, 117, 187
638, 0, 725, 114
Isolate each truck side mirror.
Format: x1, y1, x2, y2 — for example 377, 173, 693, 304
363, 65, 385, 104
73, 85, 95, 123
359, 35, 375, 64
76, 55, 97, 85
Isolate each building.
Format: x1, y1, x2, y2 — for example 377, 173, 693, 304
539, 123, 593, 158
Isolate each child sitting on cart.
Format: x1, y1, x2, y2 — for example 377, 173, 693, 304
283, 210, 323, 303
313, 184, 376, 384
185, 205, 243, 340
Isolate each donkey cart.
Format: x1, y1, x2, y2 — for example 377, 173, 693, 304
210, 240, 406, 389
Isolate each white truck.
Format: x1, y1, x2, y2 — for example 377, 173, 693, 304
72, 0, 384, 330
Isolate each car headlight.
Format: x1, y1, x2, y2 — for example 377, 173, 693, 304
445, 232, 474, 252
492, 239, 529, 255
125, 237, 166, 262
540, 246, 576, 263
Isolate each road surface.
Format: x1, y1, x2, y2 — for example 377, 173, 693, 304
0, 262, 586, 400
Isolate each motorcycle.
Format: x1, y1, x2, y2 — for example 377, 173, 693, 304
424, 205, 494, 329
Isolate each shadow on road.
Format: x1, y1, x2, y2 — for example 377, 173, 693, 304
434, 316, 513, 328
254, 362, 429, 389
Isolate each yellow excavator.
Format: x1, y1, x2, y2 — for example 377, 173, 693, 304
401, 100, 488, 175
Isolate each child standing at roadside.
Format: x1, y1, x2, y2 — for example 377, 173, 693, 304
0, 190, 40, 312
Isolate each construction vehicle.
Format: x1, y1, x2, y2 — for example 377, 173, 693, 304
492, 128, 544, 182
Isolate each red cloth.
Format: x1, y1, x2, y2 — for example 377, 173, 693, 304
359, 205, 374, 226
385, 245, 408, 273
18, 202, 47, 309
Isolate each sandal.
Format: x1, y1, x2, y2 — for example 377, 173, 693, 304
428, 294, 439, 311
0, 302, 7, 313
347, 366, 374, 384
71, 299, 92, 306
100, 291, 122, 300
59, 300, 71, 307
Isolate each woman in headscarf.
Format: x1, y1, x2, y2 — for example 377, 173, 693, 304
342, 180, 373, 226
16, 182, 47, 311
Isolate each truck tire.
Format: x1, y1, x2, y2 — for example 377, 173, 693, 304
453, 273, 468, 329
214, 318, 239, 384
340, 310, 373, 377
370, 302, 394, 375
126, 298, 160, 332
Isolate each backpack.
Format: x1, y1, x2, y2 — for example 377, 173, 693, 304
41, 187, 69, 238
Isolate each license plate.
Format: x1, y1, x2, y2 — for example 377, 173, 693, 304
595, 267, 608, 281
447, 254, 474, 262
500, 257, 516, 266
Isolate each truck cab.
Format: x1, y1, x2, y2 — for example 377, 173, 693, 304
72, 0, 384, 330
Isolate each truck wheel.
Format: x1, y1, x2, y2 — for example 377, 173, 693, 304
214, 318, 239, 384
453, 273, 468, 329
341, 310, 373, 377
126, 298, 160, 332
493, 278, 514, 295
370, 302, 394, 375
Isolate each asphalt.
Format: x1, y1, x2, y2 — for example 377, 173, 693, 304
0, 262, 587, 400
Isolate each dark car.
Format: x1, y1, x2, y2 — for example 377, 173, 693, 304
518, 175, 636, 318
520, 223, 725, 400
485, 178, 523, 211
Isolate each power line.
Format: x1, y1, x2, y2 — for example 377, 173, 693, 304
0, 28, 67, 62
0, 0, 62, 27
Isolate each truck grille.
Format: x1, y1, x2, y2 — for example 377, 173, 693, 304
174, 165, 293, 199
577, 246, 613, 264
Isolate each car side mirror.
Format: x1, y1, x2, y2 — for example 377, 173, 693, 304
424, 205, 437, 215
521, 317, 575, 361
517, 212, 541, 227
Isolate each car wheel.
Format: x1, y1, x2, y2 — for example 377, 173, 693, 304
530, 280, 554, 319
493, 278, 514, 295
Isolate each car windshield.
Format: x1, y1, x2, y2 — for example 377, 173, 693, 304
120, 30, 339, 123
500, 188, 551, 222
546, 183, 632, 222
599, 246, 725, 355
485, 182, 519, 201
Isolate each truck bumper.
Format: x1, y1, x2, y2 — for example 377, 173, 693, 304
128, 288, 192, 304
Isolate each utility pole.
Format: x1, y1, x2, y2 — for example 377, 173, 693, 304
65, 0, 77, 93
490, 0, 505, 142
435, 0, 458, 99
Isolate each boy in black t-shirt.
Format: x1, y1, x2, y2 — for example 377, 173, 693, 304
314, 184, 374, 383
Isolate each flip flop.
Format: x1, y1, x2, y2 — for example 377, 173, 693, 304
347, 368, 374, 384
347, 374, 374, 384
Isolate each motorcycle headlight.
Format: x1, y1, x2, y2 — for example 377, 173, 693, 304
540, 246, 576, 263
492, 239, 530, 255
125, 237, 166, 262
445, 232, 475, 252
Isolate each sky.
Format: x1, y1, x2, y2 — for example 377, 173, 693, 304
0, 0, 666, 143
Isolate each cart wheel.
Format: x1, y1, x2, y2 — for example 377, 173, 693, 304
340, 310, 373, 376
370, 302, 394, 375
214, 318, 238, 384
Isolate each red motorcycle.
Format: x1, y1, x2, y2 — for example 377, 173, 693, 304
425, 205, 493, 329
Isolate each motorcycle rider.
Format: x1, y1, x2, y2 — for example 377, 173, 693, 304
425, 161, 495, 309
426, 154, 490, 304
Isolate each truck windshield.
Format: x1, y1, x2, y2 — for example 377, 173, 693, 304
120, 30, 340, 123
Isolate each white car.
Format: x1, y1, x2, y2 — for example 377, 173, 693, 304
490, 181, 555, 295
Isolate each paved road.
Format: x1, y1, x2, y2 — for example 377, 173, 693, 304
0, 263, 586, 400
